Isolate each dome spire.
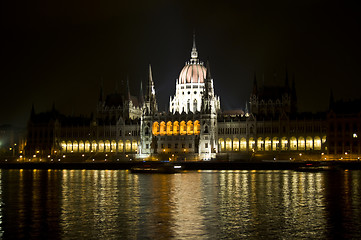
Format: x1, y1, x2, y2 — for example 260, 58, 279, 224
191, 31, 198, 60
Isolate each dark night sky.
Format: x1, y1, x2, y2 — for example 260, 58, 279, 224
2, 0, 361, 128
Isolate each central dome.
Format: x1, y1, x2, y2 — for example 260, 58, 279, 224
179, 62, 206, 84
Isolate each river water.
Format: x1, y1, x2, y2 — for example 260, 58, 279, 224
0, 169, 360, 239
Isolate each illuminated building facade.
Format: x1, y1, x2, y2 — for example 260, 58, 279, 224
22, 37, 360, 161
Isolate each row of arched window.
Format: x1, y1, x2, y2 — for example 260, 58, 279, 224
152, 120, 201, 136
60, 140, 138, 153
218, 136, 326, 152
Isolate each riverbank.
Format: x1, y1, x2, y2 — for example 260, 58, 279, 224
1, 161, 360, 170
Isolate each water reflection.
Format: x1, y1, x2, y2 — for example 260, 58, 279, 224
0, 169, 360, 239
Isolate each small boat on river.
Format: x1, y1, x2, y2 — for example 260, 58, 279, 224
130, 161, 183, 173
294, 163, 339, 172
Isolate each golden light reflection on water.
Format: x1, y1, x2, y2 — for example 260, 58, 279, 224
0, 169, 360, 239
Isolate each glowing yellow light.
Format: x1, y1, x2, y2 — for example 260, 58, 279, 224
48, 155, 51, 158
63, 155, 66, 158
33, 155, 36, 157
36, 151, 39, 154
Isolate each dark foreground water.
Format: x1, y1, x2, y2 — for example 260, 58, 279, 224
0, 169, 360, 239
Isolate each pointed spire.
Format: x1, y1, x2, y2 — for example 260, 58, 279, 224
147, 64, 152, 100
245, 102, 249, 117
145, 64, 157, 113
191, 31, 198, 60
204, 60, 212, 98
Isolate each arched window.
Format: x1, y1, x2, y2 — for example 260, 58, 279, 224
233, 138, 239, 151
125, 140, 131, 152
249, 138, 255, 151
226, 138, 232, 151
187, 99, 190, 112
84, 141, 90, 152
314, 136, 321, 150
111, 140, 116, 152
73, 141, 78, 152
272, 137, 279, 151
166, 121, 173, 135
306, 136, 313, 150
298, 137, 305, 150
194, 120, 200, 135
180, 121, 187, 135
218, 138, 225, 152
67, 141, 72, 153
105, 140, 111, 152
257, 137, 264, 151
173, 121, 179, 135
281, 137, 288, 151
92, 141, 97, 152
160, 121, 166, 136
240, 138, 247, 151
61, 141, 67, 152
152, 122, 159, 136
187, 120, 193, 135
98, 140, 104, 152
79, 141, 84, 152
265, 137, 271, 151
132, 140, 138, 152
290, 137, 297, 150
204, 125, 209, 133
193, 99, 197, 112
118, 140, 124, 153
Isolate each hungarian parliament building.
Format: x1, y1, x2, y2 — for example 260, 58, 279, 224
24, 37, 360, 161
